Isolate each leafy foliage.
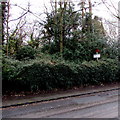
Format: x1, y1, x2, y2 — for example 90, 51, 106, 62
42, 5, 108, 61
15, 46, 36, 61
42, 3, 82, 55
2, 2, 119, 95
3, 57, 119, 94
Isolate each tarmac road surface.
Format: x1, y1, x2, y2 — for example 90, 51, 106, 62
48, 101, 118, 118
2, 89, 119, 118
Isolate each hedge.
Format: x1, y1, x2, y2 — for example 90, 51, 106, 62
2, 58, 119, 94
15, 46, 36, 61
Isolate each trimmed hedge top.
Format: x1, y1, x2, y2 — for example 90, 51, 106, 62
2, 57, 119, 94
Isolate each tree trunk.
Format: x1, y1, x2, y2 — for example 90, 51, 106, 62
88, 0, 92, 32
59, 1, 63, 55
1, 2, 6, 46
81, 0, 85, 38
6, 2, 10, 56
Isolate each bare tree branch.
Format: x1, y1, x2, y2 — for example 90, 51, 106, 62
101, 0, 118, 19
9, 11, 28, 22
9, 3, 44, 22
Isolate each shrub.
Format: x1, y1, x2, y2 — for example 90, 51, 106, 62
2, 57, 119, 94
2, 57, 23, 93
16, 46, 36, 61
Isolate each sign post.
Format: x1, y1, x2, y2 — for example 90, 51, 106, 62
93, 49, 100, 61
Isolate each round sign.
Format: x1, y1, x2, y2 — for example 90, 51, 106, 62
95, 49, 100, 53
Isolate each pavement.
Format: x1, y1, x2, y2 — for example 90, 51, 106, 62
2, 83, 120, 108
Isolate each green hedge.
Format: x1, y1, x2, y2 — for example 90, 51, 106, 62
2, 58, 119, 94
16, 46, 36, 61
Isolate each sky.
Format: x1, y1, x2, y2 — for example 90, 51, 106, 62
8, 0, 119, 33
9, 0, 119, 19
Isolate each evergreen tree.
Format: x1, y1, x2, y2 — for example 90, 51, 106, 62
42, 2, 82, 55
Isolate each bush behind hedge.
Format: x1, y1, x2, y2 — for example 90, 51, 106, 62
15, 46, 36, 61
2, 58, 119, 94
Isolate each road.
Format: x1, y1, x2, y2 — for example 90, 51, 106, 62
48, 101, 118, 118
2, 89, 119, 118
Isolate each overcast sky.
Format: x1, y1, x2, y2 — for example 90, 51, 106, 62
9, 0, 119, 28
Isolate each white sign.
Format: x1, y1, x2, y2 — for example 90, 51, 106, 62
93, 54, 100, 59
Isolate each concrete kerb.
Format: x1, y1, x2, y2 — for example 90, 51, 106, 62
1, 86, 120, 109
